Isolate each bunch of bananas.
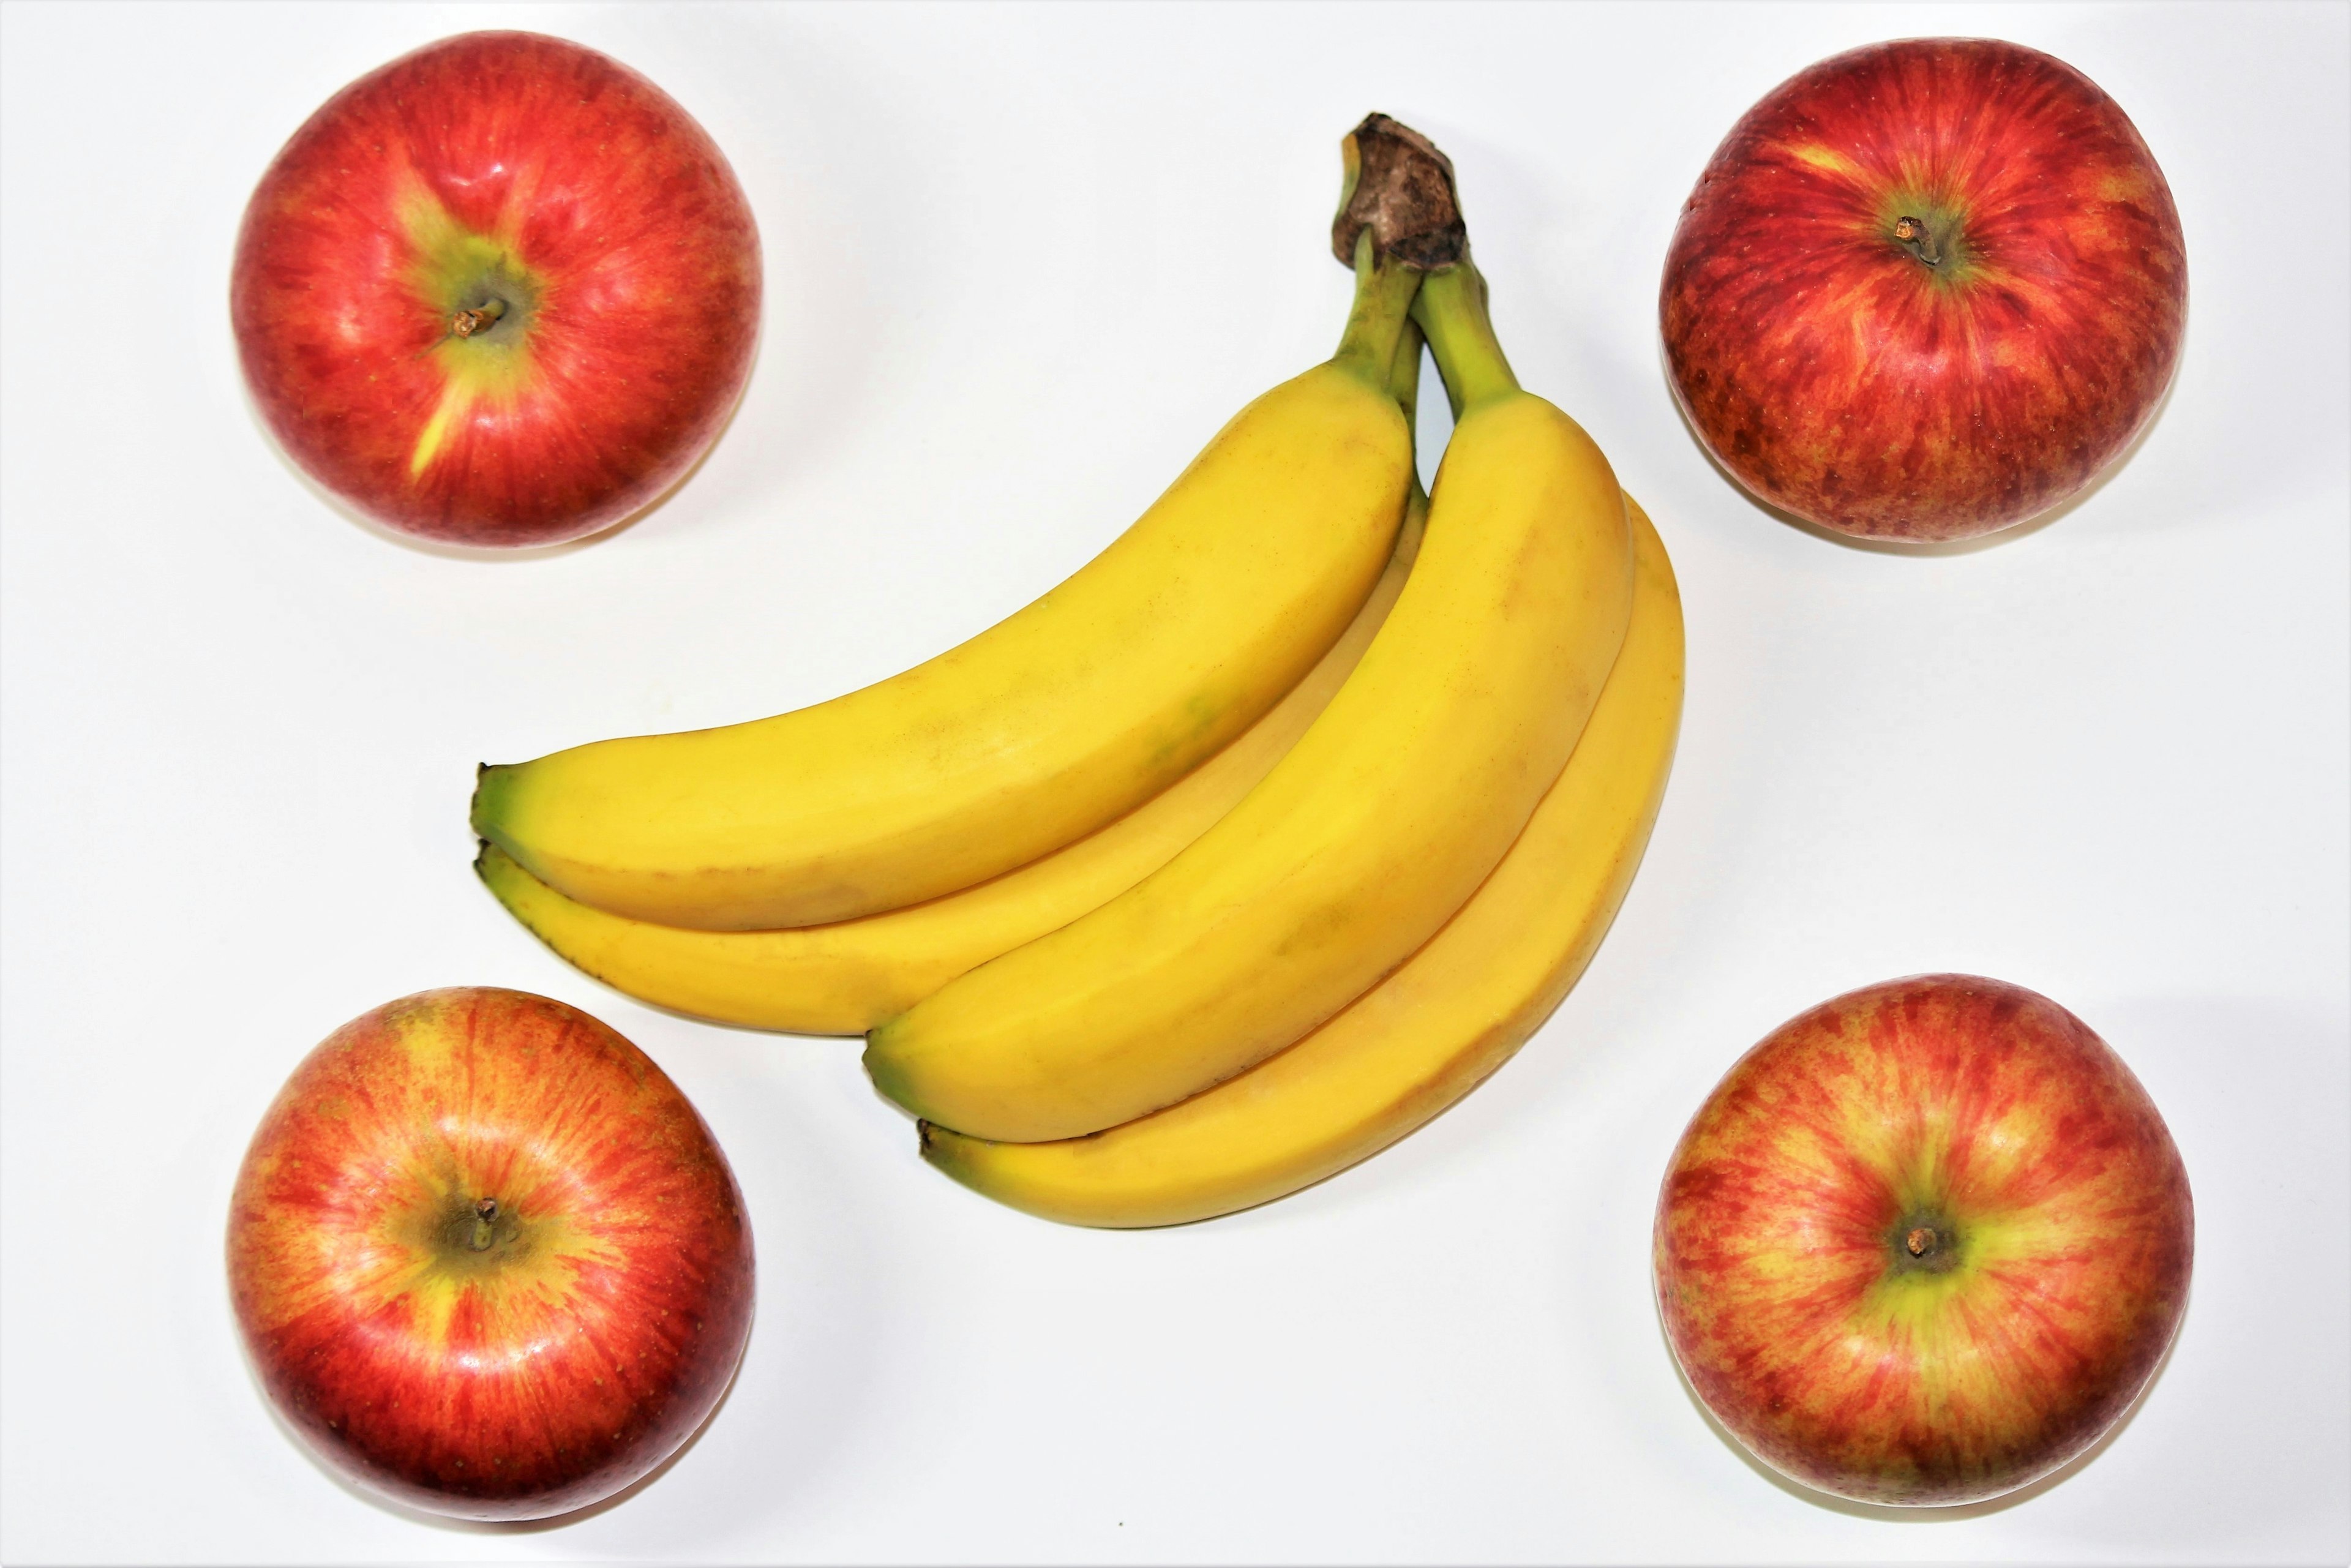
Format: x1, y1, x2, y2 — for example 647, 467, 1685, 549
471, 118, 1683, 1228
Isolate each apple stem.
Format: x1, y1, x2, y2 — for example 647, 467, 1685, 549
452, 298, 508, 339
1892, 217, 1943, 268
469, 1198, 499, 1251
1907, 1226, 1935, 1257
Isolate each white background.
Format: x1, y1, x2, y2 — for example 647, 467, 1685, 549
4, 2, 2345, 1562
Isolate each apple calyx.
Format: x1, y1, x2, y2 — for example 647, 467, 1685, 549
1888, 1210, 1962, 1275
1891, 215, 1944, 268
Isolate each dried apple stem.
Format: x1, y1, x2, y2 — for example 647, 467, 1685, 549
452, 298, 508, 338
1892, 216, 1943, 268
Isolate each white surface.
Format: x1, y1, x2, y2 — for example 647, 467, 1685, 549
4, 2, 2345, 1562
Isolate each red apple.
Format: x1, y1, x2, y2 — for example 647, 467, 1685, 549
226, 988, 754, 1520
231, 32, 760, 547
1660, 39, 2186, 541
1653, 975, 2191, 1505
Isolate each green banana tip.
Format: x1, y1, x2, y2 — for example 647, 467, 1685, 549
468, 761, 518, 839
864, 1033, 951, 1131
913, 1124, 994, 1195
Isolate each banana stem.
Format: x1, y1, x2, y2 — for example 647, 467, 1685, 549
1387, 317, 1425, 432
1387, 317, 1429, 501
1413, 261, 1518, 419
1330, 228, 1425, 385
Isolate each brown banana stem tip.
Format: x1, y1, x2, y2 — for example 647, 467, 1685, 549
1331, 114, 1467, 271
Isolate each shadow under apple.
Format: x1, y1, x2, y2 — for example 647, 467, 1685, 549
236, 1301, 754, 1534
233, 332, 762, 565
1652, 1282, 2192, 1518
1657, 340, 2184, 560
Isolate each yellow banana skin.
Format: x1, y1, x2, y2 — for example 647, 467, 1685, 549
918, 498, 1681, 1226
471, 261, 1422, 932
866, 274, 1632, 1143
470, 494, 1427, 1035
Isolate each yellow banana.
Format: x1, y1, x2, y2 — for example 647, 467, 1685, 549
864, 261, 1633, 1142
918, 497, 1681, 1225
471, 241, 1422, 931
473, 482, 1428, 1033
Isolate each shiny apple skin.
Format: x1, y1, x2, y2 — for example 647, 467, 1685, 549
230, 32, 760, 546
226, 988, 754, 1520
1654, 975, 2191, 1506
1660, 39, 2186, 541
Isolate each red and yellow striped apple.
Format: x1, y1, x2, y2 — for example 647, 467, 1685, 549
1654, 974, 2191, 1506
231, 32, 761, 547
1660, 39, 2186, 541
226, 988, 754, 1520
